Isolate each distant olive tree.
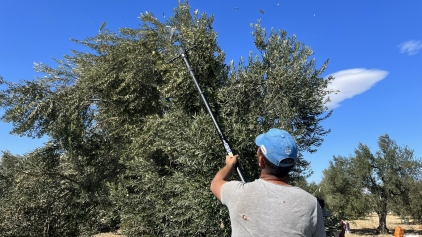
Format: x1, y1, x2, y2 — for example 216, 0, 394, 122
321, 134, 422, 234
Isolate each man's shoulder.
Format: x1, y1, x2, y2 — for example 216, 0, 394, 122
221, 180, 249, 205
221, 179, 260, 196
222, 180, 248, 189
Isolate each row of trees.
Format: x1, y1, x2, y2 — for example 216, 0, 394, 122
317, 134, 422, 234
0, 2, 334, 237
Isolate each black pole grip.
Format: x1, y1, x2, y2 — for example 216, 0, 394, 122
178, 47, 247, 182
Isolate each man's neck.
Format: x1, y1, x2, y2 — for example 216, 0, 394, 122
260, 173, 291, 186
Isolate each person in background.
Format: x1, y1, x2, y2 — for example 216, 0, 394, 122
345, 221, 351, 233
339, 220, 346, 237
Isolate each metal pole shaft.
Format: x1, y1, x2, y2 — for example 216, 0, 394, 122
178, 47, 247, 182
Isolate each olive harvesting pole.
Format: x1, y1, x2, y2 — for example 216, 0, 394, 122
177, 47, 247, 183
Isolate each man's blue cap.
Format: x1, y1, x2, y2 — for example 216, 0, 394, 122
255, 128, 298, 167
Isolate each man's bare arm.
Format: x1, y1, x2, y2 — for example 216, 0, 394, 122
210, 155, 238, 201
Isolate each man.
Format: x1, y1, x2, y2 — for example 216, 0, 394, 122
210, 128, 326, 237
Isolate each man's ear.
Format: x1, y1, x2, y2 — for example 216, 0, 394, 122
258, 155, 266, 169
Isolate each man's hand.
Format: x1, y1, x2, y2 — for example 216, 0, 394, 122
210, 155, 239, 201
225, 154, 239, 167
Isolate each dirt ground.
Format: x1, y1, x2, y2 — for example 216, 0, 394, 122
93, 234, 122, 237
345, 214, 422, 237
92, 214, 422, 237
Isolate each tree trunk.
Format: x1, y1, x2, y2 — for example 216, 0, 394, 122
377, 212, 389, 234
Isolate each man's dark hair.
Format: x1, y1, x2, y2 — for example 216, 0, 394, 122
258, 148, 294, 178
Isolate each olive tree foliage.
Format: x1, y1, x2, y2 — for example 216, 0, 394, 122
320, 155, 371, 220
390, 176, 422, 224
110, 4, 334, 236
0, 148, 103, 237
0, 139, 121, 236
321, 134, 422, 234
0, 1, 335, 236
216, 21, 334, 180
399, 179, 422, 223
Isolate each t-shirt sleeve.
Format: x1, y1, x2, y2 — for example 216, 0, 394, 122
220, 181, 245, 206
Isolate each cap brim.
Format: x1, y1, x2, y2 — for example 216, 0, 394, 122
255, 133, 265, 146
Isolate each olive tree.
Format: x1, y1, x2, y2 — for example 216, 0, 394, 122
321, 134, 422, 234
0, 2, 334, 236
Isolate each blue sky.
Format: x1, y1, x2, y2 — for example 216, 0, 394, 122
1, 0, 421, 184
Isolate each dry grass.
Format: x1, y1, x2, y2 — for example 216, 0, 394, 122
92, 214, 422, 237
93, 234, 122, 237
92, 229, 124, 237
345, 214, 422, 237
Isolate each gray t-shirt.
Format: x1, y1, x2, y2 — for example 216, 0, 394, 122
221, 179, 326, 237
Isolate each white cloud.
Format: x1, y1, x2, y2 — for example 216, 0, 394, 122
325, 68, 388, 109
399, 40, 422, 55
